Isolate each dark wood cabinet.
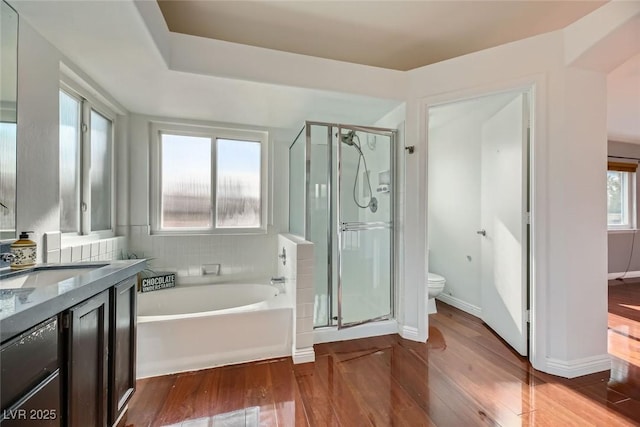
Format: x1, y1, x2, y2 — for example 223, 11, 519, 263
109, 277, 137, 426
0, 317, 60, 426
67, 290, 110, 427
1, 273, 139, 427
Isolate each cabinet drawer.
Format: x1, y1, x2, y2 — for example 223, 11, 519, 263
0, 317, 58, 410
0, 371, 60, 426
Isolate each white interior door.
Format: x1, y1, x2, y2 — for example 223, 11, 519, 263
479, 93, 529, 356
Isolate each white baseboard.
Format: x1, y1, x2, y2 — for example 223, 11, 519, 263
436, 294, 482, 318
608, 271, 640, 280
292, 346, 315, 364
399, 325, 421, 342
545, 354, 611, 378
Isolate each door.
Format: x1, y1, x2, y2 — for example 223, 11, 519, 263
480, 93, 529, 355
337, 126, 394, 328
109, 276, 137, 426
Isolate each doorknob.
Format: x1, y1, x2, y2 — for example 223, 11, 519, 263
476, 229, 486, 236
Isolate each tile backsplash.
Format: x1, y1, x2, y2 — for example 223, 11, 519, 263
44, 231, 127, 264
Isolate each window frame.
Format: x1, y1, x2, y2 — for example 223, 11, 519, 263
607, 161, 637, 231
149, 121, 269, 236
59, 80, 116, 240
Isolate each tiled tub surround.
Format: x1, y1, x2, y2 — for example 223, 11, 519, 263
127, 225, 277, 280
43, 231, 127, 264
278, 233, 315, 364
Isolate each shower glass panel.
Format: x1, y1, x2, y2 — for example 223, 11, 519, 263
288, 128, 305, 237
289, 121, 395, 330
308, 124, 331, 327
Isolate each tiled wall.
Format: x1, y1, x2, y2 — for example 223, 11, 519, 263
278, 233, 315, 364
127, 225, 278, 280
43, 231, 127, 264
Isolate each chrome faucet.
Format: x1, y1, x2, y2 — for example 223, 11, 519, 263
270, 276, 286, 294
0, 253, 15, 263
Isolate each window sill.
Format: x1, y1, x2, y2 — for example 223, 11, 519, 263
149, 227, 268, 237
61, 231, 115, 247
608, 229, 638, 234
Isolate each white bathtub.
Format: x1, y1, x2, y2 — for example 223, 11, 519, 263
136, 281, 293, 378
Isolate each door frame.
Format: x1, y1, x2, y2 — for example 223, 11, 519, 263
421, 75, 547, 369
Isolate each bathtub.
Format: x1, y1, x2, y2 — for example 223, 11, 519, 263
136, 281, 293, 378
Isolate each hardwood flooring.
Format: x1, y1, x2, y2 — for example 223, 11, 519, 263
126, 284, 640, 426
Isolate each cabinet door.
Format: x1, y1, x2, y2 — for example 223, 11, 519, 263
68, 290, 109, 427
109, 276, 137, 426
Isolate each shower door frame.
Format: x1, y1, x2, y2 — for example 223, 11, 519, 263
303, 121, 396, 330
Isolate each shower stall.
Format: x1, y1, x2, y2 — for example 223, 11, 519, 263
289, 121, 396, 329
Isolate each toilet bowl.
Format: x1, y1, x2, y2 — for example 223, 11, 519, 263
427, 272, 446, 314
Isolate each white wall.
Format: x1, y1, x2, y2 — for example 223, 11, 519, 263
427, 109, 483, 311
15, 18, 130, 262
405, 29, 610, 376
15, 18, 61, 261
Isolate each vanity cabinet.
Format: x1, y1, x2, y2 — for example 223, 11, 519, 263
0, 272, 139, 427
66, 290, 110, 427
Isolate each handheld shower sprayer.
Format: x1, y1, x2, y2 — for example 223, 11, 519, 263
338, 129, 377, 213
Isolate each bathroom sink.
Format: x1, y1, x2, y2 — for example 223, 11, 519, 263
0, 266, 104, 290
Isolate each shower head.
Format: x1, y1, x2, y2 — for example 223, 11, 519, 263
341, 130, 356, 146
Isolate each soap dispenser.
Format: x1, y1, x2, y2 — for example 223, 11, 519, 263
11, 231, 36, 269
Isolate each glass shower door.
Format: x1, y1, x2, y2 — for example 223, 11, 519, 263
336, 126, 394, 328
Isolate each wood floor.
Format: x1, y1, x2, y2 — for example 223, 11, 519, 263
126, 283, 640, 426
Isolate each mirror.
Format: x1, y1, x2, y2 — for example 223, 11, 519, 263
0, 0, 17, 240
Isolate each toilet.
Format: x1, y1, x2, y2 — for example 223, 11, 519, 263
427, 273, 446, 314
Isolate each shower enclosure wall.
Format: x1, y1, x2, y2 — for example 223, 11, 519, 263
289, 121, 395, 329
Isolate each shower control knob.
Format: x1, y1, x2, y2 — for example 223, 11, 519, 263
476, 229, 486, 236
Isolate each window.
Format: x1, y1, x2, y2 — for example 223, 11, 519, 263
59, 87, 114, 235
150, 123, 267, 234
608, 161, 637, 230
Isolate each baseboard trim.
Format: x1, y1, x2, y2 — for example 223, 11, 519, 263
436, 294, 482, 318
292, 346, 315, 364
545, 354, 611, 378
608, 271, 640, 280
399, 325, 421, 342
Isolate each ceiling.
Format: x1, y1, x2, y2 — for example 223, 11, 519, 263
158, 0, 606, 71
10, 1, 638, 142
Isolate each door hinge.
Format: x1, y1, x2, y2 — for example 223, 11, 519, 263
61, 313, 70, 329
81, 123, 88, 133
525, 212, 531, 224
526, 309, 531, 323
